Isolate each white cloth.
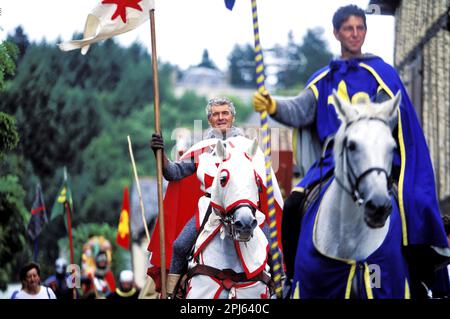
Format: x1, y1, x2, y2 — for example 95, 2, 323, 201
194, 207, 268, 278
59, 0, 155, 54
12, 286, 56, 299
186, 274, 269, 299
119, 270, 133, 283
196, 151, 219, 193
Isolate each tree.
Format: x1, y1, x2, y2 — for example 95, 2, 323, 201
0, 175, 29, 290
197, 49, 217, 70
227, 44, 255, 87
0, 41, 29, 291
275, 31, 302, 89
276, 28, 333, 88
0, 113, 19, 159
298, 28, 334, 85
7, 26, 30, 61
2, 44, 102, 177
0, 41, 18, 90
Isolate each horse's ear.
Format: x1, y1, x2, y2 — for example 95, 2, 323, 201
215, 140, 227, 160
247, 138, 259, 159
332, 90, 354, 123
381, 90, 401, 120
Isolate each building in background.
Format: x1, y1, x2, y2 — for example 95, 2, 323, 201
174, 65, 254, 102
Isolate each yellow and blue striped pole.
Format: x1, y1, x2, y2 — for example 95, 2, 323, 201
251, 0, 283, 298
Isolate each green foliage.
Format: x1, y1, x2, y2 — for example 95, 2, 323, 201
6, 26, 30, 61
227, 95, 253, 125
57, 223, 129, 280
227, 44, 256, 87
0, 41, 18, 90
2, 43, 104, 177
0, 175, 28, 290
276, 28, 333, 89
0, 40, 30, 291
0, 112, 19, 159
0, 30, 216, 232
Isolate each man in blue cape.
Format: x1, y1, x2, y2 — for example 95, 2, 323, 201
253, 4, 449, 298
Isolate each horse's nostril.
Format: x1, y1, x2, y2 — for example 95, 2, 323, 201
366, 200, 376, 211
234, 220, 243, 228
251, 219, 258, 229
366, 197, 391, 213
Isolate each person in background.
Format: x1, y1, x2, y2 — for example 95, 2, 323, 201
79, 275, 96, 299
91, 251, 116, 298
11, 262, 56, 299
44, 257, 73, 300
106, 270, 140, 299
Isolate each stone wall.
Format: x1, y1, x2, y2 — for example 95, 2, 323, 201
395, 0, 450, 199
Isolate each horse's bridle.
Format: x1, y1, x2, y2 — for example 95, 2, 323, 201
334, 117, 393, 206
218, 203, 257, 241
215, 170, 263, 241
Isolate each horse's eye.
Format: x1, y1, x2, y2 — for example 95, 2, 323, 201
348, 141, 357, 152
219, 170, 229, 187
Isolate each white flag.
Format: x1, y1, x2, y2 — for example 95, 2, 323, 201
59, 0, 155, 55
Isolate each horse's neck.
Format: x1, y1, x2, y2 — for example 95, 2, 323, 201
315, 181, 390, 261
197, 231, 245, 273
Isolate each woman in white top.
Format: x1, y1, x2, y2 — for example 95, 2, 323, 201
11, 262, 56, 299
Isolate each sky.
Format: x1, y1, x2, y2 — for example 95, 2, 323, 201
0, 0, 395, 71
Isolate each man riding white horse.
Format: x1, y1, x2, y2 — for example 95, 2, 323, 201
183, 138, 274, 298
253, 4, 449, 298
292, 92, 411, 298
147, 97, 283, 298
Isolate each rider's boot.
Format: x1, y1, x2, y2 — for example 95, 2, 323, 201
166, 273, 181, 299
282, 190, 306, 280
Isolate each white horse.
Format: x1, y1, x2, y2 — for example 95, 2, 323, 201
184, 138, 273, 299
292, 91, 411, 299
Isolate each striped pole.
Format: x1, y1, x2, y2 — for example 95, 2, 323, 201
251, 0, 283, 298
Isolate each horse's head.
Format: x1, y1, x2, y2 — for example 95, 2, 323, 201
210, 138, 261, 241
332, 90, 401, 228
